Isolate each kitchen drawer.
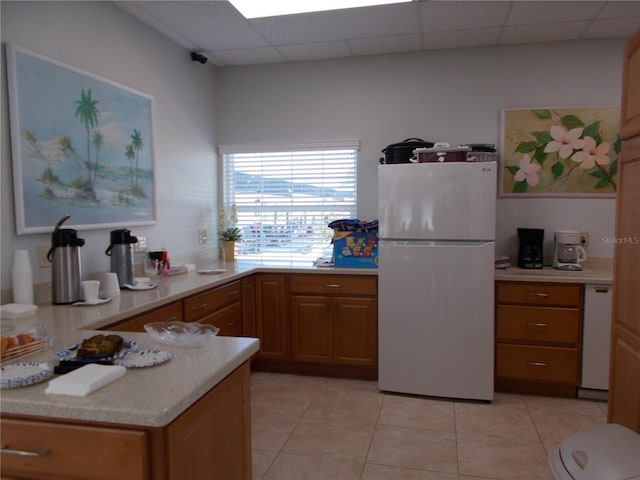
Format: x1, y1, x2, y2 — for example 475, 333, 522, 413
105, 301, 183, 332
290, 274, 376, 296
184, 281, 241, 322
200, 301, 242, 337
1, 418, 149, 480
496, 344, 579, 384
496, 305, 581, 345
496, 282, 582, 307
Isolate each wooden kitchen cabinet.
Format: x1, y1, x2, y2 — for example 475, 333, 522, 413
495, 281, 583, 397
1, 362, 252, 480
241, 275, 256, 338
254, 273, 288, 361
104, 300, 183, 332
183, 281, 242, 336
290, 274, 377, 377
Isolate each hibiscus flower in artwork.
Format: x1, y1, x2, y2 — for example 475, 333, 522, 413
571, 136, 611, 169
514, 154, 541, 186
544, 126, 586, 159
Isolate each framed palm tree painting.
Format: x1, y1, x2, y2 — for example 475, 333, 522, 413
500, 106, 620, 198
6, 44, 156, 234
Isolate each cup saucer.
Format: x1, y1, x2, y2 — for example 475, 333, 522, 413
72, 297, 112, 306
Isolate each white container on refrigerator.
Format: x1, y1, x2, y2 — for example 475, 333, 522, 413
378, 162, 497, 401
580, 284, 613, 394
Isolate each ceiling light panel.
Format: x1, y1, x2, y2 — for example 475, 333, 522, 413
229, 0, 411, 19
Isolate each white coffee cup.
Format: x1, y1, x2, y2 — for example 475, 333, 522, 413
134, 277, 150, 288
102, 272, 120, 297
82, 280, 100, 304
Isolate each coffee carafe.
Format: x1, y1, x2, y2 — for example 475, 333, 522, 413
47, 215, 85, 304
105, 229, 138, 287
553, 230, 587, 271
517, 228, 544, 269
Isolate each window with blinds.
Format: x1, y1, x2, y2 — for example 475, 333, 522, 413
221, 143, 358, 262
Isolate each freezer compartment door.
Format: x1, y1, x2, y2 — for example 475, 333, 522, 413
378, 162, 496, 241
378, 240, 495, 400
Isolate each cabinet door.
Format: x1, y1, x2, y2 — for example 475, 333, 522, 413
166, 362, 251, 480
255, 274, 288, 361
291, 295, 332, 363
200, 301, 242, 337
610, 29, 640, 431
333, 297, 378, 367
105, 301, 183, 332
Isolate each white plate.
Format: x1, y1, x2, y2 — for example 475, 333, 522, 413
1, 362, 54, 389
115, 349, 172, 368
123, 283, 158, 290
198, 269, 227, 275
72, 297, 112, 306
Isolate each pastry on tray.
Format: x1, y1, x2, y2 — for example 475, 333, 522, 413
76, 334, 124, 359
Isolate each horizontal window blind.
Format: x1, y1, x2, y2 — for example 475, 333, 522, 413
222, 145, 357, 262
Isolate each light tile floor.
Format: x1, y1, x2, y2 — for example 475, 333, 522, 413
250, 372, 608, 480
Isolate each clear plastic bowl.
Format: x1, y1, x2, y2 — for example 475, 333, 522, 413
144, 321, 219, 348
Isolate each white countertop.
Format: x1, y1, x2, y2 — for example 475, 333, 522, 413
494, 257, 613, 285
0, 258, 610, 427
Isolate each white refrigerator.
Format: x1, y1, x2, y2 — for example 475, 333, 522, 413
378, 161, 496, 401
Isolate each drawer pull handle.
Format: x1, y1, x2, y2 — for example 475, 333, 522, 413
228, 290, 240, 296
166, 315, 178, 322
595, 288, 609, 293
527, 362, 547, 367
227, 319, 239, 326
325, 284, 341, 288
1, 445, 49, 457
526, 322, 549, 327
527, 292, 549, 297
192, 303, 208, 311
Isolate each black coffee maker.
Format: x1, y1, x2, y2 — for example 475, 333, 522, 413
517, 228, 544, 269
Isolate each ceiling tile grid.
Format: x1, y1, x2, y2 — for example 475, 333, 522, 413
115, 0, 640, 67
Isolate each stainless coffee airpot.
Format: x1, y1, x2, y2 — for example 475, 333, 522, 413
47, 215, 85, 304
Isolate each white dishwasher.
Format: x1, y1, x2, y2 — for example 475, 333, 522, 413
579, 284, 613, 400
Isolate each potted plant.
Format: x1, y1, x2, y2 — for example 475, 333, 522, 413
218, 205, 242, 261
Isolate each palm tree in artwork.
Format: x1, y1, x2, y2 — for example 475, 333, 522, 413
74, 88, 99, 183
130, 129, 143, 188
92, 130, 104, 186
125, 144, 135, 187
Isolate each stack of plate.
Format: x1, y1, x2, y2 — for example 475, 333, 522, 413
495, 255, 510, 269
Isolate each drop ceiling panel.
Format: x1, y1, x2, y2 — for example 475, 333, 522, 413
419, 1, 511, 32
584, 17, 640, 39
278, 41, 352, 62
118, 1, 269, 50
212, 46, 287, 66
250, 3, 421, 45
597, 1, 640, 18
423, 28, 502, 50
348, 34, 423, 56
501, 21, 591, 45
507, 1, 606, 25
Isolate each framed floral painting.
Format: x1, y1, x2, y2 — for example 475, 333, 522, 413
500, 106, 620, 197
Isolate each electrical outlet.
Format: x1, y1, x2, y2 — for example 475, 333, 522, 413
198, 229, 207, 245
37, 245, 50, 268
134, 235, 147, 253
581, 232, 589, 248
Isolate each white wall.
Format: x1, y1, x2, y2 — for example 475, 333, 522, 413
215, 39, 625, 259
1, 1, 219, 296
